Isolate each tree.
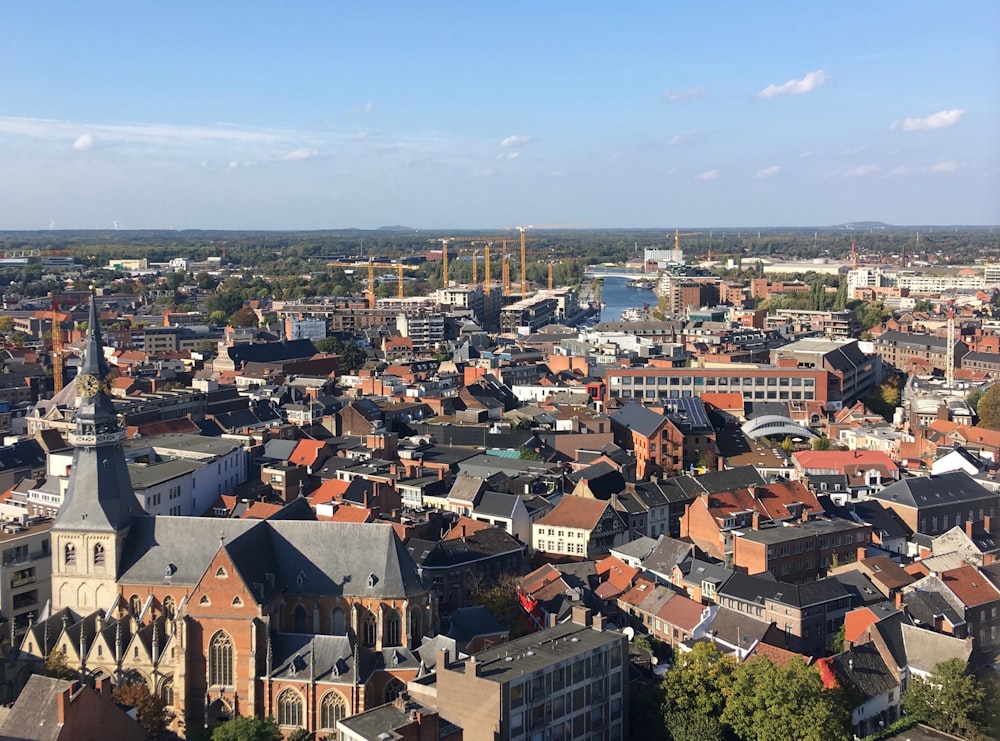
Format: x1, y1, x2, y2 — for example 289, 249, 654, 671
722, 656, 851, 741
211, 716, 281, 741
903, 658, 986, 737
0, 316, 13, 332
42, 648, 77, 679
229, 307, 259, 328
976, 384, 1000, 430
780, 436, 795, 457
467, 573, 533, 638
967, 387, 985, 415
112, 682, 168, 738
661, 641, 737, 741
518, 445, 544, 461
812, 436, 833, 451
287, 730, 313, 741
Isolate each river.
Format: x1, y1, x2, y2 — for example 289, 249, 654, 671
598, 276, 657, 321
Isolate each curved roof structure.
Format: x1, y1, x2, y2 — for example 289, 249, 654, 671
741, 414, 818, 441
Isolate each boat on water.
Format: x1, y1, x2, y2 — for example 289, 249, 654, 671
625, 278, 657, 289
620, 307, 652, 322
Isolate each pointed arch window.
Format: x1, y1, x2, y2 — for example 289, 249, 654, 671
385, 609, 402, 647
383, 677, 405, 704
93, 543, 105, 568
162, 596, 175, 620
362, 610, 377, 647
331, 607, 346, 636
208, 631, 233, 687
64, 543, 76, 567
320, 691, 348, 730
293, 604, 307, 633
160, 677, 174, 707
276, 687, 303, 727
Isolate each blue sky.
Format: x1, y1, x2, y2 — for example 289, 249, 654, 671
1, 2, 997, 229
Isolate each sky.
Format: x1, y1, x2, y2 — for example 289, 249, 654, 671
1, 2, 998, 230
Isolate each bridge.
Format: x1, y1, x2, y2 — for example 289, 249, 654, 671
585, 267, 651, 279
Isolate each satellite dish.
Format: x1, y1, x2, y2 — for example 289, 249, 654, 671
622, 627, 635, 641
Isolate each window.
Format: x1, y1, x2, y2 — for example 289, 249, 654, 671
64, 543, 76, 567
320, 691, 347, 730
384, 677, 405, 703
160, 678, 174, 707
277, 688, 303, 727
385, 610, 402, 646
209, 631, 234, 686
331, 607, 346, 636
162, 596, 175, 619
93, 543, 105, 567
362, 610, 377, 647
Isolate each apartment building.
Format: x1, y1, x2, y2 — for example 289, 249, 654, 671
408, 607, 628, 741
0, 519, 53, 634
606, 366, 829, 406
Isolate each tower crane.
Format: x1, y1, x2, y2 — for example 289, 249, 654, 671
51, 296, 65, 394
501, 239, 511, 297
669, 228, 702, 264
327, 260, 417, 307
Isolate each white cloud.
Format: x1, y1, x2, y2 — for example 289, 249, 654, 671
496, 151, 520, 160
281, 148, 318, 161
757, 69, 829, 99
929, 160, 964, 173
72, 133, 95, 151
892, 109, 965, 132
844, 164, 878, 177
755, 165, 781, 178
500, 135, 529, 147
696, 169, 719, 181
885, 166, 912, 177
663, 87, 707, 102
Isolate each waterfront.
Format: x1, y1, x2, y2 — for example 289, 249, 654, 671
599, 275, 657, 321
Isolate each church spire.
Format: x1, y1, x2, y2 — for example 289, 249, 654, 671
54, 292, 142, 534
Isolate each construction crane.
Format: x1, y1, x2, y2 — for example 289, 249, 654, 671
669, 228, 702, 264
327, 261, 417, 307
483, 242, 492, 296
946, 299, 956, 389
501, 239, 512, 297
51, 296, 65, 394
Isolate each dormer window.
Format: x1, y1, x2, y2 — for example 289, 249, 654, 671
367, 573, 378, 588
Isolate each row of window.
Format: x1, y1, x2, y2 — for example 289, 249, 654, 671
611, 388, 817, 401
920, 508, 996, 533
610, 375, 816, 387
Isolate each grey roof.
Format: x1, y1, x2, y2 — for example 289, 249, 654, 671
445, 620, 625, 686
337, 695, 445, 741
707, 605, 775, 650
610, 536, 658, 562
128, 458, 203, 490
832, 570, 886, 607
445, 605, 508, 643
447, 472, 488, 503
900, 623, 972, 674
875, 330, 952, 352
719, 572, 848, 608
830, 643, 898, 700
609, 403, 666, 438
693, 465, 767, 494
261, 438, 299, 462
118, 517, 426, 600
270, 632, 356, 682
872, 471, 995, 509
0, 674, 71, 741
641, 537, 693, 576
227, 338, 318, 368
905, 589, 964, 629
678, 558, 734, 589
473, 490, 520, 519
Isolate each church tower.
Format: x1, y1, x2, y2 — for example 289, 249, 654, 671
51, 294, 144, 615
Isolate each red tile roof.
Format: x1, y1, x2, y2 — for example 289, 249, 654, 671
793, 449, 899, 475
310, 479, 351, 504
655, 592, 705, 631
940, 564, 1000, 607
289, 439, 326, 467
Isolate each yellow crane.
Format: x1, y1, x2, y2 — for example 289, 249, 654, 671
501, 239, 511, 296
327, 260, 417, 307
669, 228, 702, 264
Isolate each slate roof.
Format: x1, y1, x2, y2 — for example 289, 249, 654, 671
850, 501, 913, 540
641, 537, 693, 576
609, 403, 666, 438
719, 572, 848, 608
905, 589, 964, 630
270, 633, 356, 682
445, 605, 508, 643
118, 518, 426, 600
227, 339, 318, 368
473, 490, 520, 519
0, 674, 71, 741
829, 643, 898, 700
677, 558, 734, 589
872, 471, 995, 509
415, 525, 524, 569
832, 570, 887, 607
569, 461, 626, 500
693, 465, 767, 494
447, 473, 488, 504
707, 606, 776, 651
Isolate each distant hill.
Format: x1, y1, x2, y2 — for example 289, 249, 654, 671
833, 221, 893, 230
376, 225, 418, 232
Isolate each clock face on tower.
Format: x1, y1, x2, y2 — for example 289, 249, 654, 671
77, 373, 101, 397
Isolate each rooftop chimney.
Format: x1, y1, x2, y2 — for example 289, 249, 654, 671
592, 613, 605, 632
572, 605, 592, 627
